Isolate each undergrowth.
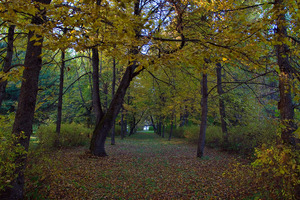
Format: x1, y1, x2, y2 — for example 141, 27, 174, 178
182, 118, 277, 156
36, 123, 92, 148
0, 113, 27, 192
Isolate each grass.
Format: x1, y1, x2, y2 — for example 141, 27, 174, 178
25, 132, 280, 199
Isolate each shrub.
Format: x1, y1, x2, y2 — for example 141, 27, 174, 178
183, 125, 199, 143
205, 126, 223, 148
182, 117, 277, 157
0, 113, 27, 192
172, 126, 185, 138
36, 123, 91, 148
183, 125, 223, 146
108, 125, 122, 137
252, 143, 300, 199
228, 118, 277, 155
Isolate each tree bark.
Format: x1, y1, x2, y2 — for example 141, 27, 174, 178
0, 1, 51, 199
169, 120, 173, 141
216, 63, 228, 145
111, 57, 116, 145
179, 106, 189, 127
55, 50, 65, 147
274, 0, 297, 146
129, 115, 136, 136
0, 25, 15, 109
92, 47, 104, 124
120, 109, 126, 139
197, 73, 208, 158
89, 62, 139, 156
150, 115, 157, 133
158, 119, 162, 136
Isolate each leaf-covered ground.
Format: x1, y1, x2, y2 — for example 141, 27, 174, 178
26, 132, 266, 199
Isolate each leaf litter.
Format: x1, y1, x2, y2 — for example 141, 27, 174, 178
25, 132, 267, 199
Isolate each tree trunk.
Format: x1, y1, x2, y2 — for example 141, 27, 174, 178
169, 120, 173, 141
197, 73, 208, 158
92, 47, 104, 124
55, 50, 65, 147
158, 120, 162, 136
179, 106, 189, 127
274, 0, 297, 146
129, 116, 136, 136
0, 25, 15, 109
0, 1, 51, 199
216, 63, 228, 145
89, 63, 139, 156
162, 124, 165, 138
111, 57, 116, 145
150, 115, 157, 133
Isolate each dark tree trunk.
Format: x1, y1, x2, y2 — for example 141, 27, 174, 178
0, 25, 15, 109
111, 57, 116, 145
0, 1, 51, 199
179, 106, 189, 127
169, 120, 173, 141
89, 63, 139, 156
275, 0, 297, 146
158, 120, 162, 136
197, 73, 208, 158
162, 124, 165, 138
129, 116, 136, 136
216, 63, 228, 145
150, 115, 157, 133
92, 47, 104, 124
55, 50, 65, 147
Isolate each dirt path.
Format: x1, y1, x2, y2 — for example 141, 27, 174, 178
28, 132, 258, 199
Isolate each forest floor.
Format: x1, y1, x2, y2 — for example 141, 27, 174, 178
26, 132, 267, 200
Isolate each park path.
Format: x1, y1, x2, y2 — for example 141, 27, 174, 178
29, 132, 258, 199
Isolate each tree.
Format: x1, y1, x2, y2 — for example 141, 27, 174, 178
197, 72, 208, 158
0, 25, 15, 108
216, 63, 228, 145
0, 0, 52, 199
54, 49, 65, 147
274, 0, 298, 146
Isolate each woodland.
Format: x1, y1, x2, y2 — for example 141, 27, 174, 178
0, 0, 299, 199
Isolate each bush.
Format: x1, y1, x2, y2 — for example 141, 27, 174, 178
0, 113, 27, 192
252, 143, 300, 199
182, 117, 277, 157
164, 126, 185, 138
36, 123, 91, 148
228, 118, 277, 155
206, 126, 223, 147
107, 125, 122, 137
183, 125, 223, 146
183, 125, 199, 142
172, 126, 185, 138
